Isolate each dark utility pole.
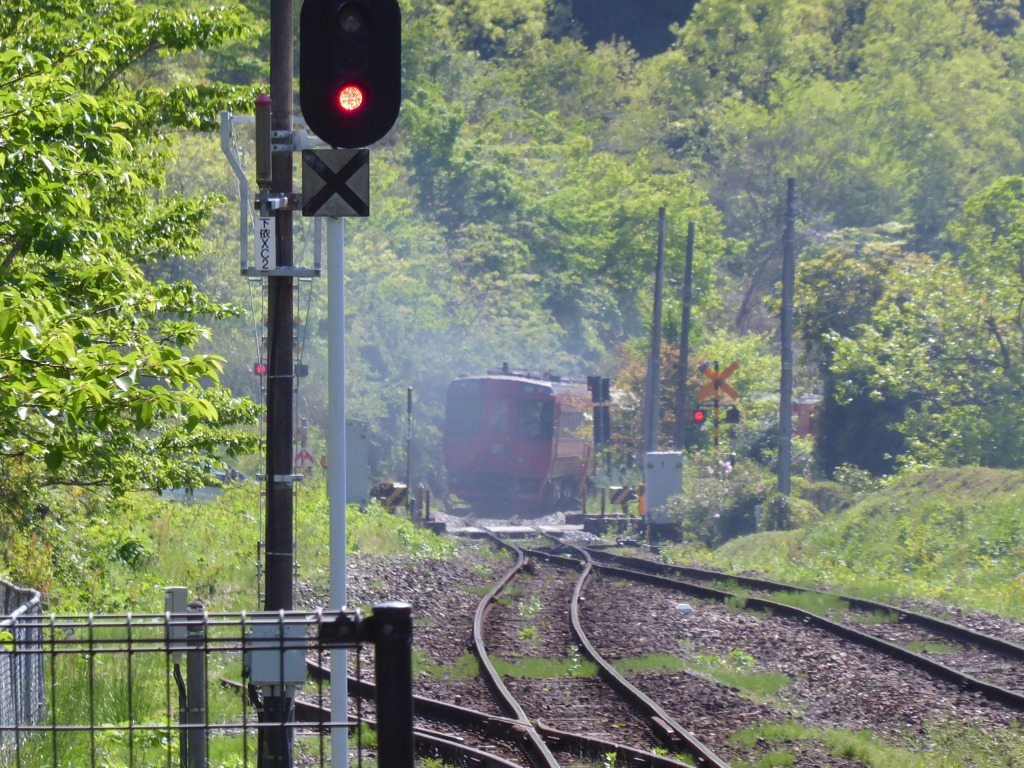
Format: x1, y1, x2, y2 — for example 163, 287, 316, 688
644, 207, 667, 453
778, 178, 796, 496
673, 222, 696, 450
262, 0, 295, 764
266, 0, 295, 616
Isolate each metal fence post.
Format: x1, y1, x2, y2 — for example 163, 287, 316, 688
187, 602, 208, 768
369, 602, 413, 768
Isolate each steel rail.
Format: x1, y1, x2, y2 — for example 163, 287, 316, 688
585, 547, 1024, 662
526, 534, 730, 768
222, 676, 527, 768
299, 665, 700, 768
533, 543, 1024, 712
471, 533, 563, 768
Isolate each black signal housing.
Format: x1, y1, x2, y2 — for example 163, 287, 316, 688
300, 0, 402, 149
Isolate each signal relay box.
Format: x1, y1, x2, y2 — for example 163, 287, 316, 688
246, 621, 308, 686
644, 451, 684, 526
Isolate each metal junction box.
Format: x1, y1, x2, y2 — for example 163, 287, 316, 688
644, 451, 683, 526
246, 620, 308, 686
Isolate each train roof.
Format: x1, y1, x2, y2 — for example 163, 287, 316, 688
451, 365, 587, 385
448, 374, 592, 406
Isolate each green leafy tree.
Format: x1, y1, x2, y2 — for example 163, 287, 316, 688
0, 0, 261, 497
792, 240, 909, 475
824, 180, 1024, 468
629, 0, 1024, 329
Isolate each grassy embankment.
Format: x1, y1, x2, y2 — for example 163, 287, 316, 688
687, 467, 1024, 619
662, 467, 1024, 768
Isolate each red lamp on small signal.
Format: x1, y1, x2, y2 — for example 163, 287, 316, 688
337, 84, 365, 112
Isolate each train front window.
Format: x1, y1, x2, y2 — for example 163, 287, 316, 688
446, 395, 483, 435
517, 400, 554, 440
489, 398, 510, 436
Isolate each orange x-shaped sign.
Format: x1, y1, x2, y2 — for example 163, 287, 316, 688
696, 361, 740, 401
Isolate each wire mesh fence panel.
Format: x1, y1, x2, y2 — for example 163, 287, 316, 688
0, 581, 44, 761
0, 604, 413, 768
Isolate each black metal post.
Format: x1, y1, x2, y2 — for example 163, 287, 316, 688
673, 222, 695, 450
261, 0, 295, 765
778, 178, 797, 496
370, 603, 414, 768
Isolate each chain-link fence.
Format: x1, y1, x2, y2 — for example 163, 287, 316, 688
0, 598, 412, 768
0, 580, 44, 761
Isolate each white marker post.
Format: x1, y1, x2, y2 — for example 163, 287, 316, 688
327, 216, 348, 768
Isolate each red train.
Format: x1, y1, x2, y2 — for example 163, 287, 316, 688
443, 367, 594, 514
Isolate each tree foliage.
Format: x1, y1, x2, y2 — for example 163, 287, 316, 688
12, 0, 1024, 512
0, 0, 261, 496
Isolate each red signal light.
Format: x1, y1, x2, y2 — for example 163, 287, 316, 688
337, 84, 364, 112
692, 408, 707, 425
254, 361, 268, 376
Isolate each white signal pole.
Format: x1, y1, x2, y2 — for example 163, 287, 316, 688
327, 217, 348, 768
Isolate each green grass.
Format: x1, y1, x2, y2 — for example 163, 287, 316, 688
684, 650, 790, 701
724, 594, 749, 612
768, 589, 849, 617
906, 639, 959, 654
694, 468, 1024, 619
489, 649, 598, 679
611, 653, 689, 675
518, 595, 544, 619
519, 625, 540, 642
731, 718, 1024, 767
415, 652, 480, 680
848, 609, 899, 625
15, 627, 255, 768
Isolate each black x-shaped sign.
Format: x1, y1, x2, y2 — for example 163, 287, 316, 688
301, 149, 370, 218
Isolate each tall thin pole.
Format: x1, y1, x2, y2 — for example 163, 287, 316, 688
673, 222, 695, 450
262, 0, 295, 765
265, 0, 295, 613
405, 386, 413, 518
778, 178, 796, 496
644, 207, 667, 454
327, 218, 348, 768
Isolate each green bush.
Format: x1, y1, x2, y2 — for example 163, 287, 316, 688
666, 453, 773, 547
796, 481, 853, 515
761, 494, 820, 531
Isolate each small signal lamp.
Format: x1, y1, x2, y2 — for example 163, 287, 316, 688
338, 84, 364, 112
692, 408, 708, 425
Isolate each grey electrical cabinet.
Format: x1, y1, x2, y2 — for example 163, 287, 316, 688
347, 419, 370, 506
644, 451, 683, 526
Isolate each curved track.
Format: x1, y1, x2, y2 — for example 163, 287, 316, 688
302, 668, 704, 768
282, 526, 1024, 767
480, 531, 729, 768
571, 542, 1024, 709
470, 540, 563, 768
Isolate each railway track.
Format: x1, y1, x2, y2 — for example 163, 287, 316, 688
303, 531, 718, 768
477, 531, 727, 768
287, 525, 1024, 767
569, 541, 1024, 707
295, 667, 702, 768
463, 528, 1024, 764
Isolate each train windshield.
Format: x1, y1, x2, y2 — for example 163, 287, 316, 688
517, 399, 554, 440
489, 398, 511, 436
445, 393, 483, 435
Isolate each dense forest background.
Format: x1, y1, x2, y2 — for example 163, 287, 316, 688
7, 0, 1024, 522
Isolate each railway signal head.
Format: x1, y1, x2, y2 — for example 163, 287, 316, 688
724, 406, 741, 424
692, 408, 708, 426
300, 0, 402, 149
